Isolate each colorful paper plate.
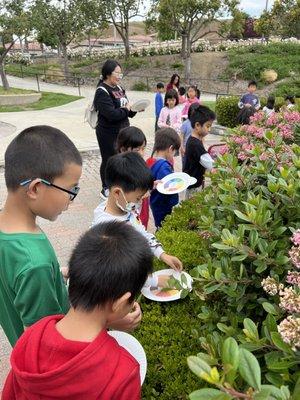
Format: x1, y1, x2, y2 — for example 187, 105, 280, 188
157, 172, 196, 194
108, 330, 147, 384
141, 269, 193, 302
131, 99, 151, 112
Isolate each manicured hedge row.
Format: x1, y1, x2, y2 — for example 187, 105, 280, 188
216, 95, 300, 127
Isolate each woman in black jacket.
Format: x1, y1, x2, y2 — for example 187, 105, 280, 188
93, 59, 136, 198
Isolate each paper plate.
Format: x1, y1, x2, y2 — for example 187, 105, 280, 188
156, 172, 196, 194
141, 269, 193, 302
131, 99, 151, 112
108, 330, 147, 384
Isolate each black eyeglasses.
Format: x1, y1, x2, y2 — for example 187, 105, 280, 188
20, 178, 80, 201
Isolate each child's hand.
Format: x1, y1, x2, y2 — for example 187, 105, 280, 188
160, 252, 183, 271
108, 302, 142, 332
153, 180, 162, 190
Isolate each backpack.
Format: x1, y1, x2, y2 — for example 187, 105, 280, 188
84, 86, 109, 129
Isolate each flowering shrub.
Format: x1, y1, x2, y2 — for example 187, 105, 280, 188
262, 230, 300, 352
65, 37, 300, 61
143, 109, 300, 397
5, 52, 32, 65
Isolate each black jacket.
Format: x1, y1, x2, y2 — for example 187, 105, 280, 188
93, 82, 136, 135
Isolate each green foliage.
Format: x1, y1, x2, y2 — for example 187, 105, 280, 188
223, 43, 300, 82
216, 95, 300, 127
215, 96, 239, 127
171, 62, 184, 70
273, 77, 300, 98
131, 81, 149, 91
134, 301, 204, 399
0, 91, 82, 112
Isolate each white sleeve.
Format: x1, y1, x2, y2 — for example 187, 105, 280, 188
200, 153, 214, 170
134, 221, 165, 258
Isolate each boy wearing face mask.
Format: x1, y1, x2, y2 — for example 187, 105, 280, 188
92, 152, 182, 272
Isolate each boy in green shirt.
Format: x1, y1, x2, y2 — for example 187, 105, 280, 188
0, 125, 141, 347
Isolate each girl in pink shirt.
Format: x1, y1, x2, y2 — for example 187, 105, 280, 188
158, 89, 182, 133
182, 85, 200, 119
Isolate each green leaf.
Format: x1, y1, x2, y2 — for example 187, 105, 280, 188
187, 356, 211, 379
189, 389, 221, 400
231, 254, 247, 262
253, 387, 272, 400
271, 332, 293, 354
265, 314, 278, 333
234, 210, 251, 222
262, 302, 278, 315
205, 283, 222, 294
292, 376, 300, 400
211, 243, 233, 250
260, 385, 284, 400
214, 267, 222, 280
222, 337, 239, 384
244, 318, 259, 340
238, 348, 261, 391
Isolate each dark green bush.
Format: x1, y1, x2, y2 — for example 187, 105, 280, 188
216, 96, 300, 127
273, 77, 300, 98
215, 96, 239, 127
134, 300, 204, 399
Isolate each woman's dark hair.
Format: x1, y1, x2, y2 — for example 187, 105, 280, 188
68, 221, 153, 310
116, 126, 147, 153
152, 127, 181, 154
169, 74, 180, 88
164, 89, 179, 107
178, 86, 186, 96
285, 95, 295, 104
98, 59, 121, 84
266, 95, 275, 109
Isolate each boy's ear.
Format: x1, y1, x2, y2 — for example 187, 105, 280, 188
112, 292, 132, 313
26, 179, 44, 200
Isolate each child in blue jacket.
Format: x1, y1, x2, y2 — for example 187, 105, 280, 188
155, 82, 165, 131
147, 128, 181, 228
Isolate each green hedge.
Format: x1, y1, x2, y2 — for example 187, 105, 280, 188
216, 95, 300, 127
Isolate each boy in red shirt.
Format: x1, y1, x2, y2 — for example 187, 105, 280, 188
3, 221, 153, 400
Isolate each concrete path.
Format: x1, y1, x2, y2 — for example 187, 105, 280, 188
0, 75, 217, 164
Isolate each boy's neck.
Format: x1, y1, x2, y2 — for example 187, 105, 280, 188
106, 194, 127, 216
0, 192, 39, 233
155, 150, 169, 160
56, 307, 108, 343
191, 130, 203, 142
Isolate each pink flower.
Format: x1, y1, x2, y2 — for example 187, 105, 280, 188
232, 136, 248, 145
238, 152, 248, 161
291, 230, 300, 246
278, 123, 294, 140
250, 111, 265, 123
278, 316, 300, 351
283, 111, 300, 124
242, 143, 255, 152
266, 113, 279, 126
259, 152, 269, 161
286, 271, 300, 287
279, 287, 300, 313
289, 246, 300, 269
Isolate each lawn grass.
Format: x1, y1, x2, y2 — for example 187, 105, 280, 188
0, 86, 35, 95
5, 63, 60, 78
202, 100, 215, 111
0, 91, 82, 112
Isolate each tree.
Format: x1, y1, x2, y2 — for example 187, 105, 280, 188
255, 0, 300, 39
148, 0, 238, 81
104, 0, 145, 59
0, 0, 32, 89
220, 10, 248, 40
31, 0, 97, 78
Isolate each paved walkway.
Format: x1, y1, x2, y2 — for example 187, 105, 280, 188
0, 76, 223, 393
0, 75, 217, 164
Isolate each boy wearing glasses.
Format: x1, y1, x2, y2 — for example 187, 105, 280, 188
0, 126, 143, 347
0, 125, 82, 347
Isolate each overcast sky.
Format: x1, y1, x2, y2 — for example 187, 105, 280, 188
141, 0, 275, 18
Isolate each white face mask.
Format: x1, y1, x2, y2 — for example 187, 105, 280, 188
116, 190, 142, 213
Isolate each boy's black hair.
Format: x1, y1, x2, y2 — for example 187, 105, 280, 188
248, 80, 257, 87
156, 82, 164, 89
178, 86, 186, 96
285, 95, 295, 104
105, 152, 153, 192
68, 221, 153, 310
152, 127, 181, 154
188, 101, 199, 120
5, 125, 82, 191
190, 105, 216, 128
116, 126, 147, 153
266, 95, 275, 109
164, 89, 179, 107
